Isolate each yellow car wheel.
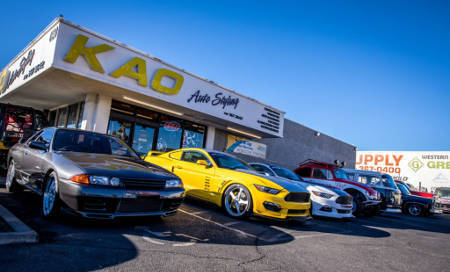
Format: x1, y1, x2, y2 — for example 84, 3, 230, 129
223, 184, 253, 218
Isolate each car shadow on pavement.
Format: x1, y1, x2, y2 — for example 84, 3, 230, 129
182, 198, 392, 239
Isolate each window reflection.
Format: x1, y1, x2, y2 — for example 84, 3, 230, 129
108, 119, 131, 143
157, 121, 182, 152
182, 130, 204, 148
132, 124, 155, 155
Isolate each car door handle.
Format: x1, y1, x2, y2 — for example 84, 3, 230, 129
174, 165, 183, 169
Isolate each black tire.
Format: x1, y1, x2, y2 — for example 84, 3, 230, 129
41, 172, 61, 219
351, 192, 365, 216
5, 160, 22, 193
406, 203, 423, 217
222, 184, 253, 219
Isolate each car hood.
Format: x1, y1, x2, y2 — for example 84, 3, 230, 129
57, 152, 177, 180
235, 169, 308, 192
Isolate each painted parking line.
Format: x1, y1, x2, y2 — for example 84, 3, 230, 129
178, 209, 261, 240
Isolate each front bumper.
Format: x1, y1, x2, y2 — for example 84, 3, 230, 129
311, 198, 353, 219
59, 178, 185, 219
252, 191, 311, 220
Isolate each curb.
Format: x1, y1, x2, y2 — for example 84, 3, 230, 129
0, 204, 38, 245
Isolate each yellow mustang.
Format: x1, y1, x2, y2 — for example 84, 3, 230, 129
145, 148, 311, 220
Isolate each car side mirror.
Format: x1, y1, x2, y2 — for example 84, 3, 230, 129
29, 141, 48, 152
197, 159, 211, 168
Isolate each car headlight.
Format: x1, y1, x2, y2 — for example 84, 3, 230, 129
69, 175, 121, 186
89, 176, 121, 186
312, 191, 333, 199
254, 184, 281, 195
165, 179, 183, 188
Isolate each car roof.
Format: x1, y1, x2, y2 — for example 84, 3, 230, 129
342, 168, 383, 176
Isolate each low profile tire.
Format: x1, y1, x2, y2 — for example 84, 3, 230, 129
407, 203, 423, 217
41, 172, 61, 219
5, 160, 22, 193
351, 192, 364, 216
223, 184, 252, 219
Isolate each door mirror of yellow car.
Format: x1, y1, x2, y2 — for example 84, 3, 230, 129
197, 159, 211, 168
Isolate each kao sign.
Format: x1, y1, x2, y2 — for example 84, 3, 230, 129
64, 34, 184, 95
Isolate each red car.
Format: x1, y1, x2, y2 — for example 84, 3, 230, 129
294, 159, 381, 216
395, 180, 434, 198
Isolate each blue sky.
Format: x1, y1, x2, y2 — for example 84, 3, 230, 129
1, 0, 449, 150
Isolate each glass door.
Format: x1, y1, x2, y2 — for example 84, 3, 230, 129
132, 123, 156, 157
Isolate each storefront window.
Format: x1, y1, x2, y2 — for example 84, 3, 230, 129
132, 124, 155, 156
157, 121, 182, 152
76, 102, 84, 129
56, 107, 67, 128
48, 110, 56, 126
182, 129, 204, 148
108, 119, 132, 143
66, 104, 78, 128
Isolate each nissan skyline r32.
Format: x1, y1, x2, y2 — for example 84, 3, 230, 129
249, 163, 353, 219
145, 148, 311, 221
6, 128, 185, 219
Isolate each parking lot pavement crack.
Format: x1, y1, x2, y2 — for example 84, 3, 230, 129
237, 229, 273, 271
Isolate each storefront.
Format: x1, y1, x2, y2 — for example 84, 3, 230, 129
0, 18, 285, 157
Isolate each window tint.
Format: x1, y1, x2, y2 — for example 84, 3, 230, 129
208, 152, 252, 170
35, 128, 55, 148
181, 151, 210, 164
251, 164, 275, 176
346, 172, 356, 181
296, 167, 312, 177
169, 151, 182, 160
313, 168, 332, 179
109, 137, 136, 157
271, 166, 300, 181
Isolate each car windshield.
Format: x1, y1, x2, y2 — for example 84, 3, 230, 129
53, 130, 138, 158
397, 183, 410, 195
435, 188, 450, 198
334, 168, 349, 180
208, 152, 252, 170
271, 166, 301, 181
381, 175, 397, 189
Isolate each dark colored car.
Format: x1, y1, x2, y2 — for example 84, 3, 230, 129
395, 180, 434, 199
396, 182, 442, 217
344, 169, 402, 212
6, 128, 185, 219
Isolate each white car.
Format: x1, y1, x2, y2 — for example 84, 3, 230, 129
249, 163, 354, 219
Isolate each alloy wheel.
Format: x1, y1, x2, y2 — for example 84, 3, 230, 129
43, 176, 57, 216
5, 161, 15, 190
224, 185, 250, 217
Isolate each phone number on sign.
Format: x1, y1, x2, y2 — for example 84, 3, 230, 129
358, 166, 400, 174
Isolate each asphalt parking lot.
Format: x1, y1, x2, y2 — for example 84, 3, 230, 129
0, 185, 449, 272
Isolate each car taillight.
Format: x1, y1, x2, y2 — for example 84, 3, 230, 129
70, 174, 89, 184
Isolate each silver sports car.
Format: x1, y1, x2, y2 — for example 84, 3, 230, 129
6, 127, 185, 219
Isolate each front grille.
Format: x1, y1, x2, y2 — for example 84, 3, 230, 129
337, 209, 351, 214
79, 197, 118, 213
119, 197, 163, 213
288, 209, 306, 215
336, 196, 352, 205
122, 179, 166, 190
285, 192, 310, 203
